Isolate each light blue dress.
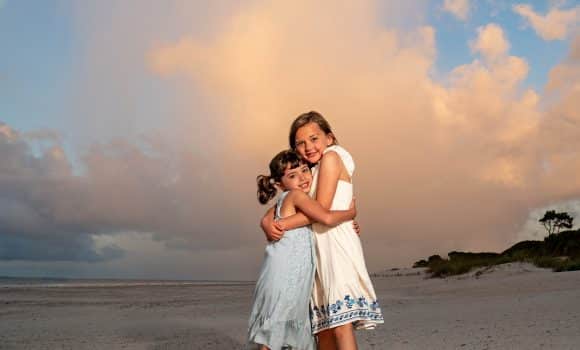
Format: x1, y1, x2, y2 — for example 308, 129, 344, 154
247, 191, 316, 350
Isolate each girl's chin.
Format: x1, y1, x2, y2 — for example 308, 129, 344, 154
306, 155, 321, 163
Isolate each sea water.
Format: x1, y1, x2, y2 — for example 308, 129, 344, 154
0, 276, 253, 289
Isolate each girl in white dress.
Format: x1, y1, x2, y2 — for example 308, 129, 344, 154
262, 111, 383, 350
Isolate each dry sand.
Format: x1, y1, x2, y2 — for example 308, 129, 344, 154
1, 263, 579, 349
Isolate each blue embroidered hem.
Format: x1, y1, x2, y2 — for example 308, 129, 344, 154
310, 295, 384, 333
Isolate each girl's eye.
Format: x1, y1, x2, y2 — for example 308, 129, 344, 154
311, 137, 318, 141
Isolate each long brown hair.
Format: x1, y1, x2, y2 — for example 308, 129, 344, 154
256, 150, 303, 204
288, 111, 337, 149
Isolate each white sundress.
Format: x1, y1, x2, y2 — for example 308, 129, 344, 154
309, 145, 384, 333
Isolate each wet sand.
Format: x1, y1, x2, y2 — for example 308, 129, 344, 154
1, 263, 579, 349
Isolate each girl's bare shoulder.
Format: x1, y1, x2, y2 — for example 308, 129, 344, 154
323, 145, 355, 175
286, 189, 308, 200
319, 150, 342, 170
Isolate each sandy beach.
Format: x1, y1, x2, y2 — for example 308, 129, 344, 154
1, 263, 580, 350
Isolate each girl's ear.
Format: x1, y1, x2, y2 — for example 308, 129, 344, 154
327, 133, 335, 146
274, 182, 283, 191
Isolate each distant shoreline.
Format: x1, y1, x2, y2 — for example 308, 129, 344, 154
0, 276, 255, 288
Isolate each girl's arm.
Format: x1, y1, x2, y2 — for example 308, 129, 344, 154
277, 206, 361, 234
289, 190, 356, 226
262, 207, 359, 238
276, 211, 312, 231
277, 151, 345, 230
312, 150, 362, 234
260, 206, 284, 241
315, 151, 342, 209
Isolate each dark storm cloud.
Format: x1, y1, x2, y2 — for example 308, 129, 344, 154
0, 234, 123, 262
0, 122, 253, 263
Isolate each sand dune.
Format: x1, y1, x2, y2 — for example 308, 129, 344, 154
1, 263, 579, 349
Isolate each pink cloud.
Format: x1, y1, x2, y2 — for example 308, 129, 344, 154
5, 1, 579, 279
513, 3, 579, 40
443, 0, 471, 21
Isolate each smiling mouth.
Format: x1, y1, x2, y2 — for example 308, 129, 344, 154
299, 182, 310, 190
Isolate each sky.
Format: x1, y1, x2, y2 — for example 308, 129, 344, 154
1, 0, 580, 280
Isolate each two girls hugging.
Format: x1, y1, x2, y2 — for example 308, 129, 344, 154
247, 111, 383, 350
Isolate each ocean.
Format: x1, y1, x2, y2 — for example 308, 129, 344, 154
0, 276, 253, 288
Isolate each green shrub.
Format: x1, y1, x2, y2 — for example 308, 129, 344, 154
543, 230, 580, 257
412, 259, 428, 268
532, 256, 559, 269
502, 240, 544, 259
428, 255, 443, 263
414, 229, 580, 278
556, 260, 580, 272
532, 256, 580, 272
426, 255, 514, 278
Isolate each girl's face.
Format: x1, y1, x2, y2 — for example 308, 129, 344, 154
294, 122, 334, 164
279, 163, 313, 193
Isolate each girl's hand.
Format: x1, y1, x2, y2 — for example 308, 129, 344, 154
261, 214, 285, 241
349, 198, 360, 235
353, 220, 361, 236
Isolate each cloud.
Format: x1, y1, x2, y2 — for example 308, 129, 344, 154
537, 34, 580, 196
4, 1, 580, 279
513, 3, 579, 40
443, 0, 471, 21
146, 0, 580, 274
0, 122, 105, 262
517, 199, 580, 241
470, 23, 510, 61
428, 23, 534, 190
0, 121, 253, 266
0, 234, 123, 262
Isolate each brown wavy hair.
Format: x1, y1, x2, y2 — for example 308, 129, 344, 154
256, 150, 303, 204
288, 111, 337, 149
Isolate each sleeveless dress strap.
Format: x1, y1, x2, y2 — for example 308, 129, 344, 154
323, 145, 355, 177
275, 191, 289, 220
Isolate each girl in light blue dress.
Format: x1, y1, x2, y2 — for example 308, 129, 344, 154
248, 150, 356, 350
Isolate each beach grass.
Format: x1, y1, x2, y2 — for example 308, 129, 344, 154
414, 229, 580, 277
